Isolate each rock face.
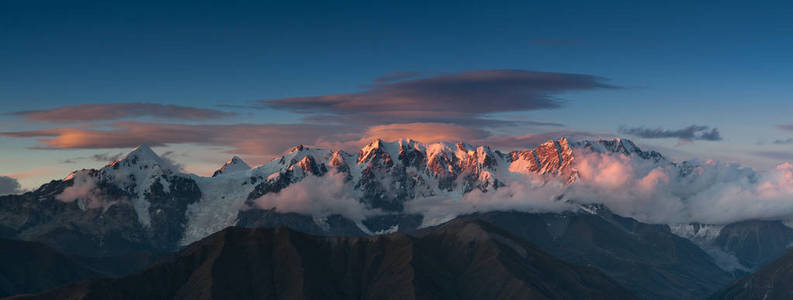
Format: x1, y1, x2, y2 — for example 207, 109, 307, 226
16, 220, 635, 300
467, 210, 734, 299
669, 220, 793, 274
714, 220, 793, 270
710, 248, 793, 299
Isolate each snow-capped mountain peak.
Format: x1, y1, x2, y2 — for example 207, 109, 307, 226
126, 144, 160, 162
104, 144, 171, 172
212, 156, 251, 177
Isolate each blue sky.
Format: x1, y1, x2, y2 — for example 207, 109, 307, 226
2, 0, 793, 189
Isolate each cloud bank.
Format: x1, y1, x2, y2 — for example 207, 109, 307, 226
537, 151, 793, 225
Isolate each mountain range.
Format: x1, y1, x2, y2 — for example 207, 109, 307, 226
2, 137, 793, 298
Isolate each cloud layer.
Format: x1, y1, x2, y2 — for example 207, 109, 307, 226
565, 152, 793, 225
2, 70, 618, 160
14, 103, 235, 122
2, 120, 603, 159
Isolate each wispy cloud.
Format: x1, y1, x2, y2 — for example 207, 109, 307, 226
13, 103, 235, 122
92, 152, 125, 162
618, 125, 723, 142
772, 138, 793, 145
372, 70, 423, 83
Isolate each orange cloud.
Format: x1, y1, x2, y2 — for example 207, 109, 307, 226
363, 123, 489, 144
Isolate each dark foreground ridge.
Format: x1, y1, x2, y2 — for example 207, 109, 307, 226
0, 239, 99, 298
10, 219, 634, 300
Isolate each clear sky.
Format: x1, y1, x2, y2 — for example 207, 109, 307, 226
2, 0, 793, 190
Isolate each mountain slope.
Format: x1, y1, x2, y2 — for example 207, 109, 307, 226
670, 220, 793, 274
467, 210, 734, 299
710, 247, 793, 299
14, 220, 635, 300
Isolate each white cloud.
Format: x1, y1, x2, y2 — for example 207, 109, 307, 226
253, 171, 376, 221
56, 171, 108, 209
566, 151, 793, 225
406, 173, 572, 227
